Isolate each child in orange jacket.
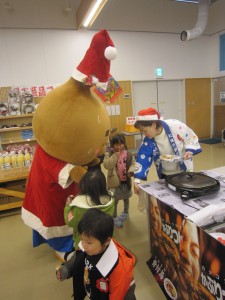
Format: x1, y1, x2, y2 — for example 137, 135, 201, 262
57, 208, 136, 300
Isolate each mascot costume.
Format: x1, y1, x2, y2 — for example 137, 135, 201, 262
21, 30, 120, 261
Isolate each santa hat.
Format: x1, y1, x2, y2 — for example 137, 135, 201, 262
136, 107, 162, 121
72, 30, 117, 90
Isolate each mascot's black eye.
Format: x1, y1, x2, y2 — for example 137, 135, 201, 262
105, 129, 109, 137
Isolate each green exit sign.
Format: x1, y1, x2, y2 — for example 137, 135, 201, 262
155, 68, 163, 78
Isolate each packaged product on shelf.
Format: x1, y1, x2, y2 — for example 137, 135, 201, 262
0, 86, 10, 116
21, 129, 33, 140
20, 92, 35, 114
8, 89, 21, 115
0, 102, 9, 116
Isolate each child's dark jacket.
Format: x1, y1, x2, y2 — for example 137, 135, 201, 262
73, 239, 136, 300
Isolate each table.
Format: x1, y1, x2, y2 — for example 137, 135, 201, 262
141, 167, 225, 300
0, 166, 29, 211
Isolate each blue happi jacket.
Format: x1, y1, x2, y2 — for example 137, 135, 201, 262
134, 119, 202, 180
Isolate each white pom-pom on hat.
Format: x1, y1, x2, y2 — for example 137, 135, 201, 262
104, 46, 117, 60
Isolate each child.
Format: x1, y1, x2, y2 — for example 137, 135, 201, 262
103, 134, 134, 227
64, 169, 114, 251
58, 208, 137, 300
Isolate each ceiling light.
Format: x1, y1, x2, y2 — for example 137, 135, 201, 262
64, 1, 72, 13
174, 0, 199, 3
83, 0, 106, 28
3, 1, 13, 11
77, 0, 107, 29
173, 0, 218, 3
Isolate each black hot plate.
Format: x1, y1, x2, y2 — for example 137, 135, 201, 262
165, 172, 220, 200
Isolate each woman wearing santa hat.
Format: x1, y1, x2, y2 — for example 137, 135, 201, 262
133, 107, 202, 195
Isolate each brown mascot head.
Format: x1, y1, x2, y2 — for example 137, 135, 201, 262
33, 30, 118, 166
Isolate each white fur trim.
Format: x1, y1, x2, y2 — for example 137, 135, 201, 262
136, 114, 159, 121
72, 69, 88, 83
21, 208, 73, 239
58, 163, 76, 188
72, 69, 108, 90
92, 76, 99, 84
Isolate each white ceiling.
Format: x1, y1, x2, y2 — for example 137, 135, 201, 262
0, 0, 224, 36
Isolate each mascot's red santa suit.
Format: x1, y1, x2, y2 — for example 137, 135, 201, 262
21, 30, 119, 261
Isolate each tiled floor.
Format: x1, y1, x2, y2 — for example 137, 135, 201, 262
1, 142, 225, 300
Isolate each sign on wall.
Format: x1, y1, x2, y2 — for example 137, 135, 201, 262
220, 91, 225, 103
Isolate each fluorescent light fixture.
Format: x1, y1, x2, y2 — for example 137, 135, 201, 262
77, 0, 107, 29
175, 0, 199, 3
3, 1, 13, 11
83, 0, 106, 28
174, 0, 217, 3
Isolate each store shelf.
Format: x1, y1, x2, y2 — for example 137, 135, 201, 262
0, 166, 30, 182
0, 200, 23, 211
0, 167, 29, 211
1, 138, 36, 145
0, 113, 35, 150
0, 111, 35, 212
0, 126, 33, 133
0, 113, 34, 120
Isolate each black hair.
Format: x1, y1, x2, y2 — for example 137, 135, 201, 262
134, 120, 162, 130
110, 133, 127, 149
77, 208, 114, 245
79, 169, 110, 205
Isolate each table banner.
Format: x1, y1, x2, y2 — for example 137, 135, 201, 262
147, 196, 225, 300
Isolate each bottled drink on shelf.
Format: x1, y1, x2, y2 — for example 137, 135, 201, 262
17, 150, 25, 167
4, 152, 11, 169
24, 149, 31, 166
0, 153, 4, 170
10, 150, 18, 168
